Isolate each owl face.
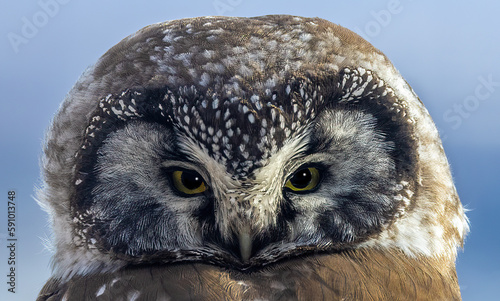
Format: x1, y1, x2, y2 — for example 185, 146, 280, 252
76, 92, 399, 266
40, 15, 468, 278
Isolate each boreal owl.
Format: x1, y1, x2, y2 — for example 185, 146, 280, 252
37, 15, 468, 301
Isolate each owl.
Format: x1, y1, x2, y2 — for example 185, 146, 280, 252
37, 15, 468, 300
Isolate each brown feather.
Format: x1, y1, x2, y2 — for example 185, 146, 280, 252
37, 248, 461, 301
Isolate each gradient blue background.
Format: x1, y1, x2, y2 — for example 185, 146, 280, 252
1, 0, 499, 300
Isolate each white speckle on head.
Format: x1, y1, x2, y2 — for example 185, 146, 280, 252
127, 290, 141, 301
162, 29, 175, 42
299, 33, 312, 42
96, 284, 106, 297
239, 65, 253, 77
248, 113, 255, 123
200, 72, 210, 86
212, 98, 219, 109
111, 107, 122, 116
279, 114, 286, 129
260, 127, 267, 137
203, 49, 215, 59
250, 94, 259, 103
118, 99, 126, 110
209, 28, 225, 35
271, 109, 277, 122
173, 52, 192, 67
224, 109, 231, 120
204, 62, 226, 74
110, 278, 120, 285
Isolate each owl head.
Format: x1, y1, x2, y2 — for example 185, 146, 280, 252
39, 15, 468, 280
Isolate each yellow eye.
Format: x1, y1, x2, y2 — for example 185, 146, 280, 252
285, 167, 321, 192
172, 170, 207, 195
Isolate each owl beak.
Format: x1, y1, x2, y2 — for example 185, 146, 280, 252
237, 228, 252, 262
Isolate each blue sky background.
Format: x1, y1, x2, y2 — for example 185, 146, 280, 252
1, 0, 498, 300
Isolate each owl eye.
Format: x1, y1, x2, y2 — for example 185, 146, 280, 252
285, 167, 321, 192
171, 170, 207, 195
